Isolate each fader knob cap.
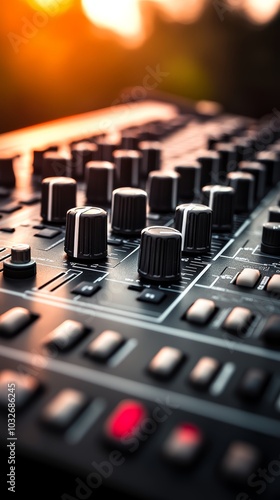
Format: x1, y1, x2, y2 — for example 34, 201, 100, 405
111, 187, 147, 235
41, 177, 77, 224
64, 206, 107, 261
174, 203, 212, 254
138, 226, 181, 282
261, 222, 280, 256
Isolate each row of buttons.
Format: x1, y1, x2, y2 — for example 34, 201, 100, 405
234, 268, 280, 292
0, 372, 267, 486
0, 309, 276, 406
185, 298, 280, 345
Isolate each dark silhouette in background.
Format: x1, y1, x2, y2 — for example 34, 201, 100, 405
1, 1, 280, 134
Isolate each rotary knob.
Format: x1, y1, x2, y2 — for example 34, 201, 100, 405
174, 203, 212, 254
138, 141, 161, 179
138, 226, 182, 282
226, 172, 255, 213
113, 150, 142, 188
238, 161, 266, 201
41, 152, 71, 179
146, 170, 179, 213
174, 162, 202, 202
85, 161, 115, 206
196, 150, 220, 188
71, 142, 98, 180
111, 187, 147, 236
3, 244, 36, 279
64, 206, 107, 260
41, 177, 77, 224
201, 185, 235, 232
261, 223, 280, 256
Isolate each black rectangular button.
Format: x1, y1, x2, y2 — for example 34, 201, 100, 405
71, 282, 101, 297
148, 347, 185, 379
162, 423, 204, 466
86, 330, 125, 361
34, 228, 61, 239
137, 289, 165, 304
43, 320, 87, 351
0, 307, 35, 337
237, 368, 270, 401
41, 389, 88, 430
0, 203, 22, 214
220, 441, 261, 483
189, 357, 221, 389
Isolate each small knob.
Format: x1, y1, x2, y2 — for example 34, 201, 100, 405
71, 142, 98, 180
138, 226, 181, 282
113, 150, 142, 188
121, 130, 140, 150
238, 161, 266, 201
201, 185, 235, 232
196, 151, 220, 188
0, 157, 16, 188
32, 146, 58, 175
261, 222, 280, 256
226, 172, 255, 213
111, 187, 147, 236
232, 137, 255, 163
85, 161, 115, 206
65, 207, 107, 261
41, 177, 77, 224
41, 152, 71, 179
138, 141, 161, 179
3, 244, 36, 279
174, 203, 212, 254
174, 162, 202, 202
146, 170, 179, 213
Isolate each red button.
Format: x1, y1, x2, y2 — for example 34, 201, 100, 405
104, 399, 147, 447
162, 423, 204, 466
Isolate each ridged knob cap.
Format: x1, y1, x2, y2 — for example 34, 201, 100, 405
113, 150, 142, 188
64, 206, 107, 260
261, 222, 280, 256
41, 177, 77, 224
111, 187, 147, 235
174, 203, 212, 254
201, 185, 235, 232
138, 226, 181, 282
226, 172, 255, 213
146, 170, 179, 213
85, 161, 115, 205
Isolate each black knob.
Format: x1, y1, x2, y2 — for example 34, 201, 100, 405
121, 130, 140, 150
238, 161, 266, 201
146, 170, 179, 213
138, 226, 181, 282
41, 177, 77, 224
71, 142, 98, 180
255, 151, 279, 187
261, 222, 280, 255
138, 141, 161, 179
65, 207, 107, 261
41, 152, 71, 179
226, 172, 255, 213
214, 142, 237, 176
268, 206, 280, 223
32, 146, 58, 175
174, 203, 212, 254
96, 134, 120, 162
111, 187, 147, 236
232, 137, 255, 162
85, 161, 115, 206
174, 162, 202, 202
113, 150, 142, 188
3, 244, 36, 279
196, 151, 220, 188
0, 157, 16, 188
201, 185, 235, 232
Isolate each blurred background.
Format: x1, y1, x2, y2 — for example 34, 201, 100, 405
1, 0, 280, 134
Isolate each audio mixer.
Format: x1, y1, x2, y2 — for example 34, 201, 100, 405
0, 95, 280, 500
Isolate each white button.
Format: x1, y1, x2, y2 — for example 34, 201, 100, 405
267, 274, 280, 293
235, 268, 261, 288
